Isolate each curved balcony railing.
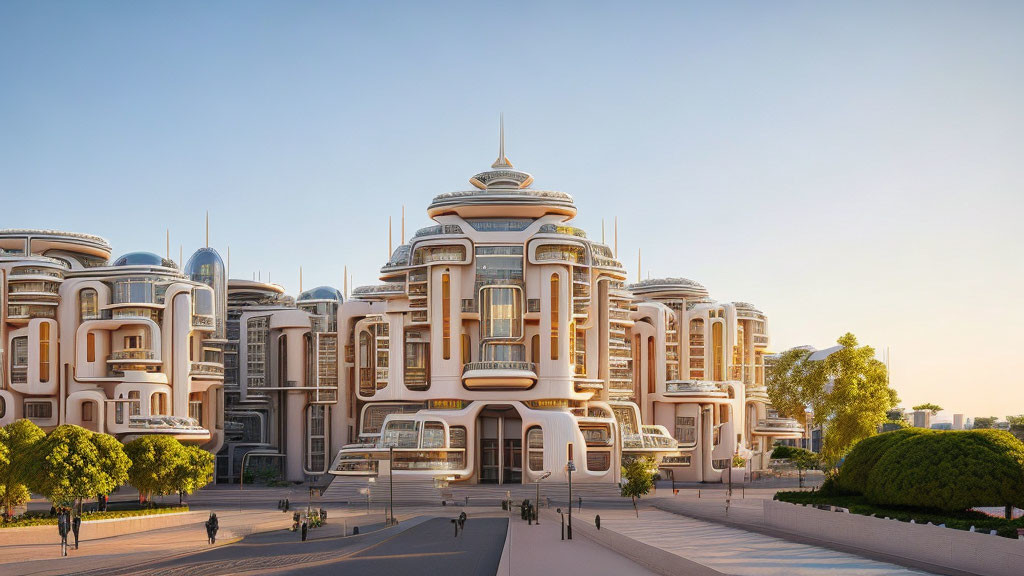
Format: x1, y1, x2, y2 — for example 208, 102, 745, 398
190, 361, 224, 376
191, 314, 215, 328
108, 349, 156, 361
462, 361, 537, 373
128, 415, 205, 431
755, 418, 804, 432
665, 380, 728, 396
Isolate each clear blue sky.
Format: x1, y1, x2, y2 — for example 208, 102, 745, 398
2, 1, 1022, 418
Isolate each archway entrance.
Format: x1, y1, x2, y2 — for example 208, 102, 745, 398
477, 405, 522, 484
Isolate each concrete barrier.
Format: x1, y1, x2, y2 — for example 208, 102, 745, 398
0, 511, 204, 546
763, 500, 1024, 576
557, 511, 724, 576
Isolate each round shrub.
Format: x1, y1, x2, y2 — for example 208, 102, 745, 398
838, 428, 931, 494
865, 430, 1024, 512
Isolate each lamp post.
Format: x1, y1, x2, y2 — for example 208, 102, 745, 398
388, 444, 395, 526
534, 471, 551, 524
566, 460, 575, 540
367, 477, 376, 515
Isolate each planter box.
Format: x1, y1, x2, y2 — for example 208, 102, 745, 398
1, 511, 202, 546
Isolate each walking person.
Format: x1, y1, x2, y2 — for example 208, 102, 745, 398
57, 507, 70, 556
205, 512, 219, 544
72, 514, 82, 550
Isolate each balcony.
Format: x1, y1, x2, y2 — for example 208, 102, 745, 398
192, 314, 215, 329
108, 349, 157, 362
190, 361, 225, 378
127, 415, 209, 436
10, 366, 27, 385
753, 417, 804, 438
462, 361, 537, 390
664, 380, 729, 398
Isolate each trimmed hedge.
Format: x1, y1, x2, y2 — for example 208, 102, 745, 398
1, 505, 188, 528
866, 430, 1024, 512
838, 428, 931, 494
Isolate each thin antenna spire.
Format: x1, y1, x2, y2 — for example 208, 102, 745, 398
299, 266, 303, 293
343, 265, 348, 298
388, 216, 393, 257
492, 113, 512, 168
179, 245, 183, 270
614, 217, 619, 258
166, 229, 170, 261
401, 205, 405, 244
601, 219, 605, 244
205, 211, 209, 248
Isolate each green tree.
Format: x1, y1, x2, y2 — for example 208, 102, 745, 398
973, 416, 998, 429
620, 456, 656, 518
912, 403, 943, 415
33, 425, 128, 507
770, 445, 821, 487
767, 333, 898, 465
170, 444, 214, 505
0, 419, 46, 518
126, 435, 186, 503
1006, 415, 1024, 441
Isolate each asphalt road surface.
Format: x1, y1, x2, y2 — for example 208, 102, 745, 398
67, 516, 506, 576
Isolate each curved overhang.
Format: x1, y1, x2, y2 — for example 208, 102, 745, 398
0, 229, 112, 260
629, 277, 709, 300
427, 188, 577, 219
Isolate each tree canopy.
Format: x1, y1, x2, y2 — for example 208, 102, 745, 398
126, 435, 187, 501
972, 416, 999, 429
767, 333, 898, 465
32, 425, 129, 505
0, 419, 46, 517
912, 403, 943, 415
171, 444, 214, 499
838, 428, 930, 494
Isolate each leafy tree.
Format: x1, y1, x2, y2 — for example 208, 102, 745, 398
972, 416, 998, 429
767, 333, 898, 466
620, 456, 656, 517
866, 430, 1024, 518
170, 444, 214, 505
912, 403, 943, 415
770, 445, 821, 486
33, 425, 128, 506
0, 419, 46, 518
126, 435, 186, 503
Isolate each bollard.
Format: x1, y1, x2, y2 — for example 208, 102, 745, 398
452, 518, 458, 537
595, 515, 601, 530
353, 526, 359, 535
558, 508, 565, 541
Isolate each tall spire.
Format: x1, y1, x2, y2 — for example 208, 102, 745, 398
492, 113, 513, 169
205, 211, 209, 248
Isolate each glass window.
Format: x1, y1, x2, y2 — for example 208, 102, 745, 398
306, 405, 327, 473
449, 426, 467, 449
461, 334, 471, 364
128, 391, 141, 416
675, 416, 696, 446
527, 427, 544, 472
247, 316, 269, 390
404, 333, 430, 391
421, 421, 445, 449
442, 273, 451, 359
465, 218, 534, 232
480, 286, 522, 340
125, 335, 143, 350
193, 288, 214, 315
550, 274, 559, 360
79, 289, 99, 322
475, 246, 524, 288
412, 245, 466, 265
535, 244, 586, 264
24, 401, 52, 419
382, 420, 419, 448
586, 451, 610, 472
712, 322, 724, 381
38, 323, 50, 383
87, 333, 96, 363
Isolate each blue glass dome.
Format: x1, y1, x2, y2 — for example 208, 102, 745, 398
113, 251, 172, 267
185, 247, 227, 338
298, 285, 343, 302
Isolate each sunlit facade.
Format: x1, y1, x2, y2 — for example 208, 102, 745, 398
0, 230, 225, 452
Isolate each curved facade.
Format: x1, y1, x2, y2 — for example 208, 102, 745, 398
0, 229, 225, 453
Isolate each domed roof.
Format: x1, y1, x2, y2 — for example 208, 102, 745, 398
184, 247, 225, 277
113, 251, 174, 267
629, 277, 709, 299
298, 285, 343, 302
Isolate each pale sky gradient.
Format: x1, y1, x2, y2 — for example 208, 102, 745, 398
2, 2, 1022, 419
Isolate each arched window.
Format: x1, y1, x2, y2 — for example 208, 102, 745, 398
79, 288, 99, 322
550, 274, 559, 360
527, 427, 544, 472
712, 322, 724, 381
404, 331, 430, 391
647, 336, 655, 394
38, 323, 50, 383
461, 334, 471, 364
531, 335, 540, 363
358, 331, 374, 396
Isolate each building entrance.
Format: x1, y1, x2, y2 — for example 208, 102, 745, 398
477, 406, 523, 484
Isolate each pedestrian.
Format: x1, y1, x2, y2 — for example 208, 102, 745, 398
57, 507, 70, 556
320, 508, 327, 524
72, 514, 81, 549
284, 498, 290, 511
578, 496, 583, 512
205, 512, 219, 544
301, 520, 308, 541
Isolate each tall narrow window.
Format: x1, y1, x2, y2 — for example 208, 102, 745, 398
461, 334, 471, 364
531, 335, 540, 363
527, 427, 544, 472
442, 272, 451, 359
550, 274, 559, 360
87, 332, 96, 363
82, 402, 94, 422
404, 332, 430, 391
39, 323, 50, 383
712, 322, 723, 381
647, 336, 655, 394
574, 325, 586, 376
128, 391, 141, 416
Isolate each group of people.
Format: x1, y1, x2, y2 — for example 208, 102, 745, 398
290, 508, 327, 541
53, 506, 81, 556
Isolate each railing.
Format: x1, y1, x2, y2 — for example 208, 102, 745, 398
108, 349, 156, 361
190, 361, 224, 376
10, 366, 28, 384
128, 415, 205, 431
192, 314, 215, 328
753, 334, 770, 346
665, 380, 725, 395
756, 418, 804, 432
413, 224, 465, 237
461, 299, 478, 313
462, 361, 536, 373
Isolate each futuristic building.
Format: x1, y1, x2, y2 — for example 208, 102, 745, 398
0, 229, 226, 452
327, 135, 677, 487
217, 280, 341, 483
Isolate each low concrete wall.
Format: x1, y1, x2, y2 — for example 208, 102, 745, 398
1, 511, 204, 546
560, 511, 723, 576
763, 500, 1024, 576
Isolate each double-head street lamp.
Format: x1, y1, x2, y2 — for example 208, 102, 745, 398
534, 471, 551, 524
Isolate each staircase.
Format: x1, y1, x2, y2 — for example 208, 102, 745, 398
322, 476, 625, 507
321, 476, 441, 505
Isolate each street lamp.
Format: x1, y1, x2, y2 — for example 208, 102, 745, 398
566, 458, 575, 540
534, 471, 551, 524
387, 443, 396, 526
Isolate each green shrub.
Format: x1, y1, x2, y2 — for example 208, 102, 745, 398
866, 429, 1024, 512
838, 428, 930, 494
770, 445, 795, 459
1, 505, 188, 528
